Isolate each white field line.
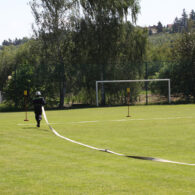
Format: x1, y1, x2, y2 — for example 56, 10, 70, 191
17, 116, 194, 126
71, 116, 194, 124
17, 123, 35, 126
111, 116, 194, 122
17, 122, 64, 126
70, 120, 99, 124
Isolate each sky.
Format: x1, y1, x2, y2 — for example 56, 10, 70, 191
0, 0, 194, 44
137, 0, 194, 27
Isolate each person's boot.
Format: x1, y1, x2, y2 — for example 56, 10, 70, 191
37, 120, 40, 127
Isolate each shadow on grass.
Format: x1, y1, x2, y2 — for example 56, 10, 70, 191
22, 127, 49, 132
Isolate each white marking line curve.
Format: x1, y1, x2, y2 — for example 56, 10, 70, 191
42, 107, 195, 166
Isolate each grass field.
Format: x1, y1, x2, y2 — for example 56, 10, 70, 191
0, 104, 195, 194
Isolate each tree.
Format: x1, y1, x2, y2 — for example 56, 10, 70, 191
190, 9, 195, 20
79, 0, 141, 105
2, 40, 43, 108
30, 0, 77, 108
181, 9, 188, 31
156, 32, 195, 101
188, 10, 195, 32
157, 21, 163, 33
4, 63, 34, 108
1, 0, 148, 107
0, 45, 17, 91
172, 17, 181, 33
173, 32, 195, 100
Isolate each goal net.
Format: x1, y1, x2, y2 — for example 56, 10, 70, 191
96, 79, 171, 106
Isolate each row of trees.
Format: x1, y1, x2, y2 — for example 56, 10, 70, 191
172, 9, 195, 33
0, 1, 194, 108
0, 37, 29, 47
149, 9, 195, 35
146, 29, 195, 102
154, 32, 195, 100
0, 0, 148, 108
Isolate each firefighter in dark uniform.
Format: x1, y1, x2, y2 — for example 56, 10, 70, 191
33, 91, 46, 127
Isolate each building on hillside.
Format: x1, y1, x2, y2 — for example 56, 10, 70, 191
148, 25, 157, 35
167, 24, 173, 30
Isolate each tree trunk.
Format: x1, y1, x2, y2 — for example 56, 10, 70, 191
100, 72, 105, 105
58, 41, 66, 108
59, 74, 66, 108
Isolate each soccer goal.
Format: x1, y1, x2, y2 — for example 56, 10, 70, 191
96, 79, 171, 106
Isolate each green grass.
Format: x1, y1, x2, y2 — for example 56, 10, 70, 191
0, 105, 195, 194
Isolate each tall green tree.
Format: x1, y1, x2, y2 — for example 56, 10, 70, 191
172, 32, 195, 100
79, 0, 141, 105
188, 10, 195, 32
190, 9, 195, 20
157, 21, 163, 33
2, 40, 43, 108
172, 17, 180, 33
156, 32, 195, 101
181, 9, 188, 31
0, 46, 17, 91
30, 0, 77, 108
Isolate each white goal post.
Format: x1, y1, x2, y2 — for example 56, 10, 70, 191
96, 79, 171, 106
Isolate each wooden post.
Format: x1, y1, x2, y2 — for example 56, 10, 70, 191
127, 88, 130, 117
24, 90, 29, 121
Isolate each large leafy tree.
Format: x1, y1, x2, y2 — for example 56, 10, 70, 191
2, 0, 147, 107
78, 0, 141, 105
156, 32, 195, 101
2, 40, 42, 108
30, 0, 77, 108
0, 46, 17, 91
172, 32, 195, 99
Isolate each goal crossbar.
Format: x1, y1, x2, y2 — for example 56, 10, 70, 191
96, 79, 171, 106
